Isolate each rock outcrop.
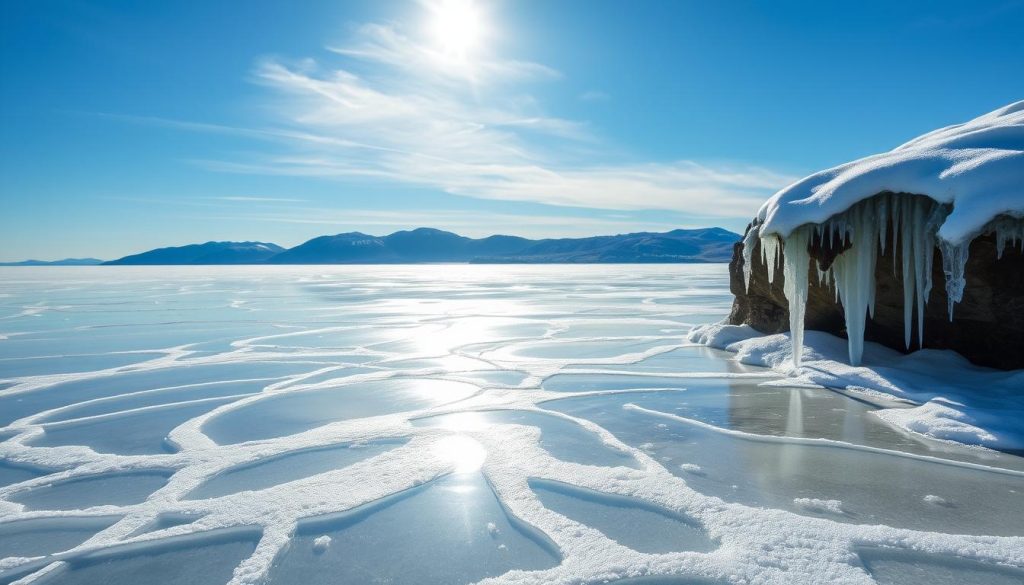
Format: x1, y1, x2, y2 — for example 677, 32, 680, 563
728, 197, 1024, 370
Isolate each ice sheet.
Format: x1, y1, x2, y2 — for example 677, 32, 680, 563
0, 265, 1021, 585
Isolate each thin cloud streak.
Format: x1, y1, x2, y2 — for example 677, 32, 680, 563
134, 14, 799, 219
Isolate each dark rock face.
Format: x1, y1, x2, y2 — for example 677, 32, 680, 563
728, 218, 1024, 371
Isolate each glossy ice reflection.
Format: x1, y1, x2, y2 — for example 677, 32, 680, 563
546, 392, 1024, 535
203, 378, 478, 444
187, 440, 406, 499
415, 410, 638, 468
530, 480, 714, 554
266, 474, 559, 585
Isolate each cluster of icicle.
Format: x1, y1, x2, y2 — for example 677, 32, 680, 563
741, 193, 1024, 368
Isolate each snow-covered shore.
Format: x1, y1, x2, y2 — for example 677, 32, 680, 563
690, 322, 1024, 452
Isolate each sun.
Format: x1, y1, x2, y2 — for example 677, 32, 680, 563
427, 0, 486, 60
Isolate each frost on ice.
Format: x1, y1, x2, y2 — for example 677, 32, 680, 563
741, 101, 1024, 367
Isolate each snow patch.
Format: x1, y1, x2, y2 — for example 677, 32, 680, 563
792, 498, 845, 516
312, 535, 331, 553
874, 398, 998, 446
923, 494, 953, 507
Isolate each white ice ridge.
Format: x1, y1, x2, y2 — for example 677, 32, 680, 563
741, 101, 1024, 367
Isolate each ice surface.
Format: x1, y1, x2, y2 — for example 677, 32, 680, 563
185, 440, 405, 499
1, 265, 1022, 585
858, 547, 1024, 585
29, 398, 240, 455
264, 473, 559, 585
0, 516, 119, 560
9, 471, 171, 511
547, 391, 1024, 535
0, 461, 49, 489
33, 530, 260, 585
530, 479, 715, 554
414, 410, 638, 468
690, 322, 1024, 453
201, 378, 478, 444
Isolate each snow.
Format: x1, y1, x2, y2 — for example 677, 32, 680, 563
689, 322, 1024, 451
740, 101, 1024, 367
312, 535, 331, 553
792, 498, 845, 516
923, 494, 952, 507
874, 398, 998, 447
756, 101, 1024, 245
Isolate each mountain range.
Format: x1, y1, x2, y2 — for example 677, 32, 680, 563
33, 227, 740, 266
104, 241, 285, 265
0, 258, 104, 266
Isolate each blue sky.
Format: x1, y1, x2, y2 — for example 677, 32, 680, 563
2, 0, 1023, 261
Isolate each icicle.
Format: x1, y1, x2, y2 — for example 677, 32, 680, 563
781, 226, 812, 368
907, 201, 943, 348
816, 264, 832, 288
741, 226, 759, 292
939, 241, 970, 321
890, 196, 901, 274
898, 197, 915, 349
753, 193, 971, 367
877, 194, 889, 257
831, 201, 880, 366
760, 234, 781, 285
989, 216, 1024, 260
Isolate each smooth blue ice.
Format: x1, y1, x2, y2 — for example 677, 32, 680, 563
33, 530, 260, 585
265, 473, 559, 585
10, 471, 172, 511
186, 440, 406, 499
414, 410, 638, 468
530, 479, 714, 553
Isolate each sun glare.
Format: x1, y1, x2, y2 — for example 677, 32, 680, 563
428, 0, 486, 60
432, 435, 487, 473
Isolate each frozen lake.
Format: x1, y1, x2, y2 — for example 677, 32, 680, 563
0, 265, 1021, 585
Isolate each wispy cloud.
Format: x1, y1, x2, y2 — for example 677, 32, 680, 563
145, 10, 799, 219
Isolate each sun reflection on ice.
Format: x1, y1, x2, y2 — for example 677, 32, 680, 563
432, 434, 487, 473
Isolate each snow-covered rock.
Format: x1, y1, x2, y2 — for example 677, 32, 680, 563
729, 101, 1024, 369
756, 101, 1024, 245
